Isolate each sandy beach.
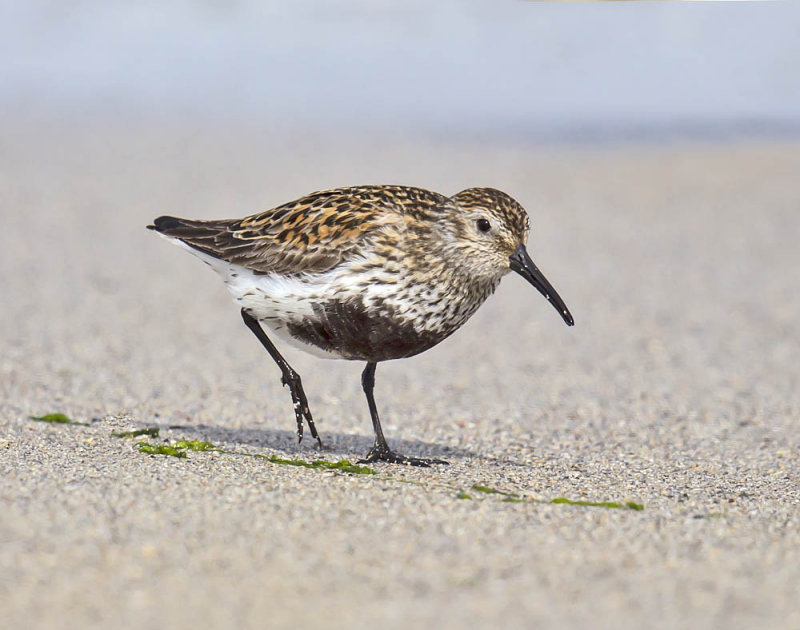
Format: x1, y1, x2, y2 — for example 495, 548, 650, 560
1, 120, 798, 629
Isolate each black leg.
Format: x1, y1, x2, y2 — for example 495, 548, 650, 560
358, 361, 447, 467
241, 309, 321, 447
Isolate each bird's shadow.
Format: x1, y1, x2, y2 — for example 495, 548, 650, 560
152, 420, 535, 468
159, 421, 477, 463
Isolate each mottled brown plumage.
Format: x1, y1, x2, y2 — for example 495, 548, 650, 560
154, 185, 448, 276
149, 184, 573, 466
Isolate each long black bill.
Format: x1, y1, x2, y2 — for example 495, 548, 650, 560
509, 244, 574, 326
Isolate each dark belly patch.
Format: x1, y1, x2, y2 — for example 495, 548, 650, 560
286, 300, 444, 362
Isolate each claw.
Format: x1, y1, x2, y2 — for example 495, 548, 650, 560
358, 444, 448, 467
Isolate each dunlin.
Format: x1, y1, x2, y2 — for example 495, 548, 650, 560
149, 185, 573, 466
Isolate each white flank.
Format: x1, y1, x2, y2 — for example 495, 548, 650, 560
161, 235, 398, 359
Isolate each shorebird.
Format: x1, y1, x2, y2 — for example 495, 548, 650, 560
149, 185, 573, 466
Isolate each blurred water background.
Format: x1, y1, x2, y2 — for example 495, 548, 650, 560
2, 0, 799, 144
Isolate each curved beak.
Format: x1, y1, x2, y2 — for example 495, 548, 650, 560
509, 244, 574, 326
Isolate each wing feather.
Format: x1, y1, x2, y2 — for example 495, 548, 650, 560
148, 185, 446, 275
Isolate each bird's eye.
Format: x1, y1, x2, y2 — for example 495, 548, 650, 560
476, 218, 491, 233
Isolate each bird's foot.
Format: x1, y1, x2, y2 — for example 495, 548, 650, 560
358, 444, 448, 467
281, 372, 322, 448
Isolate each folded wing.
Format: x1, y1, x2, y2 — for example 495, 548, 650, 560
148, 185, 446, 275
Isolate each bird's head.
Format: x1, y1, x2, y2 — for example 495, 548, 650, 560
444, 187, 574, 326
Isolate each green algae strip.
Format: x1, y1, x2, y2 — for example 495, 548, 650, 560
29, 413, 89, 426
137, 442, 187, 458
550, 497, 644, 511
112, 427, 160, 438
136, 439, 221, 458
172, 440, 220, 452
134, 437, 375, 474
472, 484, 520, 498
258, 454, 375, 475
131, 438, 638, 502
463, 484, 643, 510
